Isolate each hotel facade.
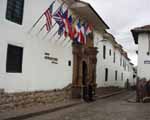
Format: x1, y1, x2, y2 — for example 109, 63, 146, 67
0, 0, 135, 97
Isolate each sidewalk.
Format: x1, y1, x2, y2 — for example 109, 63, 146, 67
0, 88, 126, 120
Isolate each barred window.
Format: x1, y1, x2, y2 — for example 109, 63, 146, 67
6, 0, 24, 25
6, 44, 23, 73
113, 52, 116, 63
103, 45, 106, 59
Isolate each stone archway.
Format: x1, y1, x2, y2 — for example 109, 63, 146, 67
71, 37, 98, 98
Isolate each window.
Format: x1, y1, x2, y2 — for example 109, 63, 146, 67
109, 49, 111, 56
124, 61, 126, 70
6, 0, 24, 25
103, 45, 106, 59
6, 44, 23, 73
105, 68, 108, 82
68, 60, 71, 66
115, 70, 117, 80
120, 56, 122, 66
121, 73, 123, 81
113, 52, 115, 63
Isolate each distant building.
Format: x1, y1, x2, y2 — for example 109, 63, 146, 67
131, 25, 150, 80
0, 0, 134, 98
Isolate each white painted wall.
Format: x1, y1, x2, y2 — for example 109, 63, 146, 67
94, 31, 134, 88
138, 33, 150, 80
0, 0, 73, 92
0, 0, 134, 92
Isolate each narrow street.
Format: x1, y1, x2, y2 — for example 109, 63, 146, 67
23, 91, 150, 120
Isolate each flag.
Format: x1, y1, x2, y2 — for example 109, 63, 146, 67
62, 9, 69, 37
75, 20, 81, 43
80, 25, 86, 44
63, 9, 75, 40
86, 23, 93, 35
76, 20, 84, 44
68, 15, 75, 39
53, 7, 65, 35
44, 1, 55, 31
67, 15, 74, 39
74, 20, 87, 44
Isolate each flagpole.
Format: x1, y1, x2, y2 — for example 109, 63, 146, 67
48, 30, 58, 42
28, 0, 64, 34
63, 38, 70, 47
42, 22, 57, 39
63, 37, 72, 47
36, 24, 46, 36
28, 14, 44, 34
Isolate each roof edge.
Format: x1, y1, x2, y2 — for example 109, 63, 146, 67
77, 1, 110, 29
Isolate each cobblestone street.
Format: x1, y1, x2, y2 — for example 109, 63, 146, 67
22, 91, 150, 120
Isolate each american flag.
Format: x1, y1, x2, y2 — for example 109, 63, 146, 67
44, 1, 55, 31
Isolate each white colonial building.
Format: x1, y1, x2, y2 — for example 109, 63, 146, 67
95, 32, 135, 88
0, 0, 134, 95
131, 25, 150, 80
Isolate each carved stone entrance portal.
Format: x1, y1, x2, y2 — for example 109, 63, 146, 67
72, 36, 98, 98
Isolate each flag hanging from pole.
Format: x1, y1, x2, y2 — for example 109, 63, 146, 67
62, 9, 69, 37
44, 1, 55, 31
53, 7, 65, 36
63, 9, 74, 39
67, 15, 74, 39
75, 19, 81, 43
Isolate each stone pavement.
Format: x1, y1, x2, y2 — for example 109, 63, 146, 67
0, 88, 125, 120
23, 91, 150, 120
0, 99, 82, 120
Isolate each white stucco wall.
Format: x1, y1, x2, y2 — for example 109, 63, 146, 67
0, 0, 73, 92
0, 0, 134, 92
94, 31, 134, 88
138, 33, 150, 80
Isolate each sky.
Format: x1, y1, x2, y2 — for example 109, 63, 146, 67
82, 0, 150, 66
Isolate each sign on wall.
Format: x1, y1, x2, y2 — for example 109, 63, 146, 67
44, 52, 58, 64
144, 60, 150, 64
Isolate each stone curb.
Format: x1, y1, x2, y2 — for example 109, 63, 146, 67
96, 90, 126, 100
3, 90, 126, 120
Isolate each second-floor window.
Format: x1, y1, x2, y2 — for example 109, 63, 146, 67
120, 56, 122, 66
6, 0, 24, 25
103, 45, 106, 59
113, 52, 115, 63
